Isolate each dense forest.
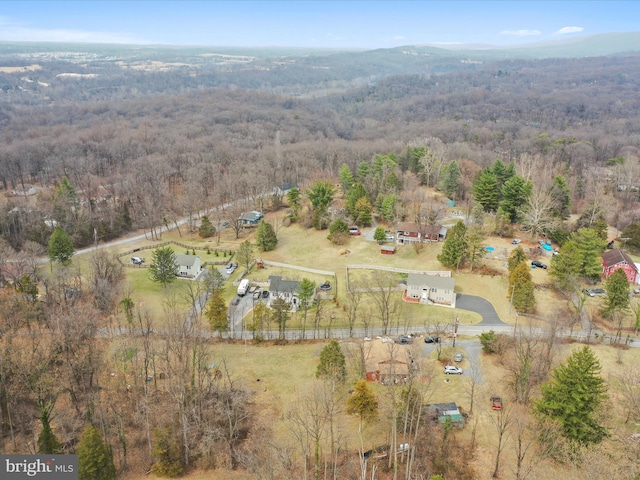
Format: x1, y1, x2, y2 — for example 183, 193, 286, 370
2, 38, 640, 479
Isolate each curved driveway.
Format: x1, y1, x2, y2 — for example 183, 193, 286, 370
456, 294, 506, 326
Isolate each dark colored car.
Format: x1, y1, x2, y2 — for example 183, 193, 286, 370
531, 260, 547, 269
319, 282, 332, 291
424, 336, 440, 344
262, 290, 269, 298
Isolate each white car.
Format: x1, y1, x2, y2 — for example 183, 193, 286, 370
444, 365, 463, 375
131, 256, 144, 265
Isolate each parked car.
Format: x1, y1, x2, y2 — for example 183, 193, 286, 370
253, 290, 262, 300
511, 239, 521, 245
454, 352, 464, 363
424, 336, 440, 344
584, 288, 606, 297
349, 226, 361, 235
226, 262, 238, 274
231, 296, 241, 306
397, 335, 413, 345
444, 366, 463, 375
262, 290, 269, 298
386, 234, 395, 242
319, 281, 332, 291
531, 260, 547, 269
225, 262, 233, 270
131, 256, 144, 265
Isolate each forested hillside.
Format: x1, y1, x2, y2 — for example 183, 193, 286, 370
2, 40, 640, 480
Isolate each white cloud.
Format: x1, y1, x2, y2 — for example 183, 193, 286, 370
500, 29, 542, 37
553, 26, 584, 35
0, 17, 143, 44
392, 35, 406, 41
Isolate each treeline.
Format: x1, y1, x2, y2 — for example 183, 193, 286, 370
1, 52, 640, 253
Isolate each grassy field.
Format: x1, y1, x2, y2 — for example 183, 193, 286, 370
118, 336, 640, 480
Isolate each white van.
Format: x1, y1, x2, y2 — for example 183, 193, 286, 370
237, 279, 250, 297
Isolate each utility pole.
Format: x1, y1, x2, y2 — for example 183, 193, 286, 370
509, 284, 516, 315
452, 315, 460, 347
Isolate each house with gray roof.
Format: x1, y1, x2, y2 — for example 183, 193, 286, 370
174, 254, 202, 279
405, 273, 456, 307
238, 211, 263, 226
268, 275, 302, 311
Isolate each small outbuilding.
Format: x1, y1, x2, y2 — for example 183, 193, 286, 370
381, 245, 396, 255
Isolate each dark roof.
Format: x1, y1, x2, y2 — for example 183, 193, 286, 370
396, 222, 442, 237
268, 275, 300, 294
239, 211, 263, 222
602, 249, 638, 271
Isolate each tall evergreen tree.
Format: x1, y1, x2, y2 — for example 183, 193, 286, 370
347, 380, 379, 425
149, 247, 178, 288
339, 163, 355, 193
437, 220, 467, 270
472, 170, 500, 212
255, 220, 278, 251
286, 187, 302, 216
509, 261, 536, 313
354, 197, 373, 227
507, 246, 527, 274
380, 194, 397, 223
316, 340, 347, 382
205, 289, 228, 335
550, 175, 571, 219
439, 160, 462, 199
535, 346, 608, 446
151, 426, 184, 478
346, 182, 368, 216
603, 268, 630, 317
77, 424, 116, 480
37, 405, 63, 454
47, 226, 74, 265
500, 175, 532, 223
464, 225, 486, 272
198, 215, 215, 238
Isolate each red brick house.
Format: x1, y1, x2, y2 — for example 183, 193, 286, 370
601, 249, 639, 283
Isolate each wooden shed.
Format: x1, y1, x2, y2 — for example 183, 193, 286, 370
381, 245, 396, 255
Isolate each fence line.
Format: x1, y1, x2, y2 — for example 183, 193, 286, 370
345, 264, 451, 290
117, 241, 234, 267
261, 260, 335, 277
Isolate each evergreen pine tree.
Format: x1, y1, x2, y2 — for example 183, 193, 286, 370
439, 160, 462, 199
198, 215, 215, 238
346, 380, 379, 425
535, 346, 608, 446
354, 197, 373, 227
149, 247, 178, 288
316, 340, 347, 382
37, 407, 63, 454
47, 226, 75, 265
437, 220, 467, 269
471, 170, 500, 212
77, 424, 116, 480
205, 289, 228, 335
255, 220, 278, 251
151, 427, 184, 477
510, 261, 536, 313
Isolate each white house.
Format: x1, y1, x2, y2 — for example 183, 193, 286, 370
268, 275, 301, 311
174, 254, 202, 279
405, 273, 456, 307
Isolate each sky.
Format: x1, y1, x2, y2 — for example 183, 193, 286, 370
0, 1, 638, 49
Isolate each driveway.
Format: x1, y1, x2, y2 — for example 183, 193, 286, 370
455, 294, 506, 326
